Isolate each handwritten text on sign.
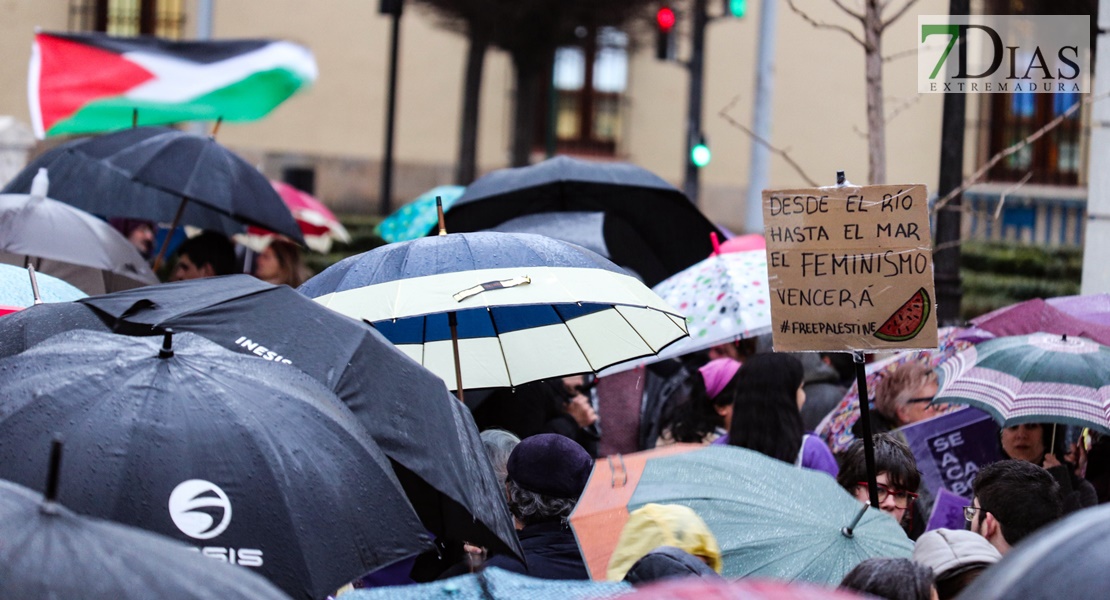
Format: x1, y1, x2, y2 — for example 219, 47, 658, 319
762, 184, 938, 352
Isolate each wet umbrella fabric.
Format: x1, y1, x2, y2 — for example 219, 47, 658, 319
489, 211, 670, 285
0, 478, 293, 600
238, 181, 351, 254
0, 173, 158, 294
0, 275, 521, 560
376, 185, 466, 243
971, 296, 1110, 346
444, 155, 722, 287
0, 263, 86, 307
0, 330, 432, 600
570, 445, 913, 585
300, 231, 688, 390
342, 567, 630, 600
98, 126, 304, 244
612, 578, 872, 600
0, 127, 244, 236
934, 332, 1110, 433
955, 502, 1110, 600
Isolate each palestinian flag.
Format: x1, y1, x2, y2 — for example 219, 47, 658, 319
29, 32, 317, 138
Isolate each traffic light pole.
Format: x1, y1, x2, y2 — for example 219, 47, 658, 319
683, 0, 708, 205
379, 0, 403, 216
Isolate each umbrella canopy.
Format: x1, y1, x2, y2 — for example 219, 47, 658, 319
971, 296, 1110, 346
816, 326, 984, 453
611, 578, 871, 600
600, 249, 772, 376
570, 445, 913, 585
300, 231, 689, 390
490, 211, 672, 284
0, 128, 245, 236
0, 263, 86, 307
0, 170, 158, 294
1047, 293, 1110, 326
444, 156, 722, 287
0, 275, 521, 560
342, 567, 630, 600
376, 185, 466, 243
0, 477, 293, 600
934, 332, 1110, 433
955, 502, 1110, 599
0, 330, 432, 600
97, 126, 304, 244
718, 233, 766, 254
238, 181, 351, 253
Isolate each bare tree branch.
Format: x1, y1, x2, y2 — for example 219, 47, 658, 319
932, 92, 1109, 214
992, 171, 1034, 220
849, 94, 922, 139
830, 0, 865, 20
882, 47, 917, 63
785, 0, 866, 47
718, 95, 820, 187
880, 0, 920, 30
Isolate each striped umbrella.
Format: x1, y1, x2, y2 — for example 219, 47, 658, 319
301, 231, 688, 396
935, 332, 1110, 433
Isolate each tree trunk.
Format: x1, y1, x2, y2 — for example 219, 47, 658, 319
864, 0, 886, 184
455, 31, 488, 185
510, 53, 544, 167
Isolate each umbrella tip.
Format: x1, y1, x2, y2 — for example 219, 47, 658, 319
840, 501, 870, 538
41, 437, 63, 513
30, 168, 49, 198
436, 196, 448, 236
159, 328, 175, 359
710, 231, 720, 256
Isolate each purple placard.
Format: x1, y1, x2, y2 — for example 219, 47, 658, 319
899, 407, 1001, 498
925, 488, 969, 531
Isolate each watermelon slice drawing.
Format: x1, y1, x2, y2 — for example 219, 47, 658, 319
874, 287, 931, 342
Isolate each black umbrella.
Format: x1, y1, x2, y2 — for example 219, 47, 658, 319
0, 275, 522, 561
955, 503, 1110, 599
0, 330, 432, 600
0, 127, 245, 237
443, 155, 722, 287
488, 211, 670, 284
0, 443, 293, 600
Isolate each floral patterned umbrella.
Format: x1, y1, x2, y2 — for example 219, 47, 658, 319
600, 249, 771, 376
815, 326, 990, 452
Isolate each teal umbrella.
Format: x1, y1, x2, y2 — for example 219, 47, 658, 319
376, 185, 465, 243
342, 567, 629, 600
571, 445, 912, 586
935, 332, 1110, 433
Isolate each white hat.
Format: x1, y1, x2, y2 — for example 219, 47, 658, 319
913, 528, 1001, 579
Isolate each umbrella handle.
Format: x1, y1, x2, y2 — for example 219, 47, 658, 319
152, 198, 190, 273
26, 264, 42, 305
841, 501, 870, 538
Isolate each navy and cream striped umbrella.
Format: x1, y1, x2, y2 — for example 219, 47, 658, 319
300, 232, 687, 392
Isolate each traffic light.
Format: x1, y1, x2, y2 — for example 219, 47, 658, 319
691, 134, 711, 168
725, 0, 746, 18
655, 5, 676, 61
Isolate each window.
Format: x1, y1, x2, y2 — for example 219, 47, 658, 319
536, 27, 628, 156
981, 0, 1094, 186
69, 0, 186, 39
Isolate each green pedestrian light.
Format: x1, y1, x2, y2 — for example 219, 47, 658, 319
691, 137, 711, 168
726, 0, 746, 18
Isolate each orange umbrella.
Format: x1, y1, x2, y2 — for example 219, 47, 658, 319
568, 444, 700, 580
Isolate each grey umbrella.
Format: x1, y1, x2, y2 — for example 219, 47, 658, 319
0, 444, 293, 600
0, 169, 157, 294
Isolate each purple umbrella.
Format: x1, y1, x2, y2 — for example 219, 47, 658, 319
972, 297, 1110, 347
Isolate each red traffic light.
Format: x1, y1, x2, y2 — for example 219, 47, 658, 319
656, 6, 676, 32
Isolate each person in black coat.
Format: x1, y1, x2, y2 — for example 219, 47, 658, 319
482, 434, 593, 580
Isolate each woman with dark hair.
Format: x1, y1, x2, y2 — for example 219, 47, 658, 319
999, 422, 1097, 513
838, 433, 922, 533
839, 557, 936, 600
717, 353, 838, 477
255, 239, 309, 287
656, 358, 741, 446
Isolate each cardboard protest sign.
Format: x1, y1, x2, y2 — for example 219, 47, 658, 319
900, 407, 1001, 499
762, 184, 939, 352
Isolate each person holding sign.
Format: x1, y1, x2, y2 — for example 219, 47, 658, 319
837, 433, 921, 535
999, 423, 1097, 514
714, 354, 838, 477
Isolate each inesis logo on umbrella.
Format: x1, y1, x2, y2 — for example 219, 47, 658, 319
168, 479, 263, 567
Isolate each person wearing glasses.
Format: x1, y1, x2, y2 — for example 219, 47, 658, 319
966, 459, 1062, 555
837, 433, 921, 533
853, 362, 943, 438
